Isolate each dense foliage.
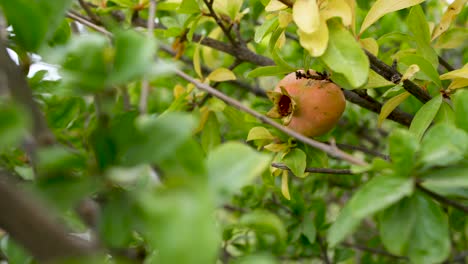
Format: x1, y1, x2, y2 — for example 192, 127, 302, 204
0, 0, 467, 263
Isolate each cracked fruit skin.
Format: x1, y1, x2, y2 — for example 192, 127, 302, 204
267, 70, 346, 137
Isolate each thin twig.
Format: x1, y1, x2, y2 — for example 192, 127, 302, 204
139, 0, 156, 114
78, 0, 102, 25
335, 143, 389, 160
341, 242, 407, 260
438, 55, 455, 72
66, 11, 112, 37
174, 69, 368, 166
317, 235, 331, 264
202, 0, 237, 46
416, 183, 468, 214
277, 0, 293, 7
271, 163, 353, 175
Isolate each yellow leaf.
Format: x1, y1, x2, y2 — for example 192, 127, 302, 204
293, 0, 320, 34
363, 70, 394, 89
264, 143, 289, 152
281, 170, 291, 200
173, 84, 186, 99
278, 11, 293, 28
440, 67, 468, 80
247, 126, 276, 141
265, 0, 288, 12
378, 91, 411, 127
448, 78, 468, 91
320, 0, 352, 27
431, 0, 467, 41
276, 31, 286, 49
359, 37, 379, 55
193, 43, 202, 79
202, 28, 223, 69
207, 68, 236, 82
213, 0, 243, 21
360, 0, 425, 35
297, 19, 329, 57
344, 0, 356, 34
401, 64, 420, 82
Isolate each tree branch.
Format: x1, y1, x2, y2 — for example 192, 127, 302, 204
174, 69, 368, 166
416, 183, 468, 214
317, 235, 331, 264
364, 50, 432, 103
438, 55, 455, 72
202, 0, 237, 46
342, 89, 413, 127
0, 37, 54, 146
139, 0, 157, 114
272, 163, 352, 175
78, 0, 102, 25
0, 170, 97, 261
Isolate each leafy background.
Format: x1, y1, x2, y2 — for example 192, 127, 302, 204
0, 0, 467, 263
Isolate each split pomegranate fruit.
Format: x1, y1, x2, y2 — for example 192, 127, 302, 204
267, 70, 346, 137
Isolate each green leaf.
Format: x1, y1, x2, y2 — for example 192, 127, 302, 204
349, 175, 414, 219
389, 129, 419, 176
301, 212, 317, 243
399, 55, 441, 87
422, 165, 468, 188
327, 204, 361, 247
281, 148, 307, 178
407, 5, 430, 45
0, 102, 29, 149
419, 123, 468, 168
407, 5, 438, 67
240, 210, 287, 243
254, 17, 279, 43
36, 146, 86, 177
207, 142, 271, 202
60, 34, 110, 92
269, 28, 296, 72
136, 190, 219, 264
247, 66, 291, 78
109, 30, 157, 85
434, 101, 456, 125
0, 236, 33, 264
379, 193, 450, 263
453, 89, 468, 132
321, 20, 369, 88
328, 175, 413, 247
0, 0, 72, 51
178, 0, 200, 14
99, 194, 134, 248
409, 94, 443, 141
201, 111, 221, 153
124, 112, 196, 165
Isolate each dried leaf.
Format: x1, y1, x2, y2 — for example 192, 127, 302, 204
432, 0, 467, 41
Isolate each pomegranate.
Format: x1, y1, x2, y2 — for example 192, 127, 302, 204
267, 70, 346, 137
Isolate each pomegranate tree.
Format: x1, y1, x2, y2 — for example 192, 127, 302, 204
267, 70, 346, 137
